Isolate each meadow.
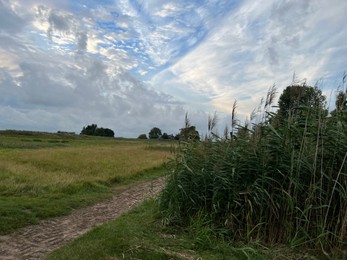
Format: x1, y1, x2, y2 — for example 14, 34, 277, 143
0, 130, 172, 234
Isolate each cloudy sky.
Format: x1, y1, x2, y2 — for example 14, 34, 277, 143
0, 0, 346, 137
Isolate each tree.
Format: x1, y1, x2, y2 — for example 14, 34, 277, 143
179, 126, 200, 141
330, 90, 347, 123
81, 124, 97, 135
80, 124, 114, 137
138, 134, 148, 139
276, 84, 327, 124
95, 127, 114, 137
161, 133, 169, 139
148, 127, 162, 139
333, 90, 347, 113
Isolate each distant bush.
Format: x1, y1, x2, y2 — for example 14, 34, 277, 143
57, 131, 76, 136
161, 133, 169, 139
138, 134, 148, 139
80, 124, 114, 137
178, 113, 200, 141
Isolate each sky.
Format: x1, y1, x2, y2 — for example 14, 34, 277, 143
0, 0, 346, 137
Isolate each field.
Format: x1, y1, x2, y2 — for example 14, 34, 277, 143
0, 130, 172, 234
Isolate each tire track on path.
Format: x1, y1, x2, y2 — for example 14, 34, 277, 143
0, 177, 166, 260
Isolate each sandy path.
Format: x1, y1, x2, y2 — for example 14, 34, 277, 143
0, 177, 166, 260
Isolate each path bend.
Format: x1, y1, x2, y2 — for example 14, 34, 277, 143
0, 177, 166, 260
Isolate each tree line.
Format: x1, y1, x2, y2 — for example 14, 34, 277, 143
138, 123, 200, 141
80, 124, 115, 137
80, 82, 346, 142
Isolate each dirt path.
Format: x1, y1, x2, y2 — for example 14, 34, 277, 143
0, 177, 166, 260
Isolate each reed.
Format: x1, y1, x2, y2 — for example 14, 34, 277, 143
160, 82, 347, 254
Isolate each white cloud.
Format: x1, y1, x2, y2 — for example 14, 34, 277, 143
0, 50, 22, 77
154, 2, 180, 18
0, 42, 188, 136
0, 0, 346, 137
0, 0, 25, 33
151, 0, 347, 121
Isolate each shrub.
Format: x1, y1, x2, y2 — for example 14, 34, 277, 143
138, 134, 148, 139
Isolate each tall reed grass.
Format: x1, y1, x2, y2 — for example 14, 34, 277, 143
160, 82, 347, 254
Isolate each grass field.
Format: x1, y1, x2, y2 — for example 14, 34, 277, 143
0, 131, 172, 234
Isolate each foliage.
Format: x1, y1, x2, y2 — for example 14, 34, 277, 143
95, 127, 114, 137
179, 113, 200, 141
148, 127, 162, 139
161, 132, 169, 139
137, 133, 148, 139
160, 85, 347, 255
80, 124, 114, 137
335, 90, 347, 112
276, 84, 327, 124
179, 126, 200, 141
80, 124, 97, 135
331, 90, 347, 117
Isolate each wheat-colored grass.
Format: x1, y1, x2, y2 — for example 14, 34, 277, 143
0, 134, 172, 233
0, 141, 169, 188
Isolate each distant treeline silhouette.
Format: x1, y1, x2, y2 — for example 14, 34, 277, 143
80, 124, 114, 137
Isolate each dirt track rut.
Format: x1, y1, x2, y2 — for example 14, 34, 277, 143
0, 177, 165, 260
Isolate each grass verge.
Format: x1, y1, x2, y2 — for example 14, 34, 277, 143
47, 199, 266, 260
0, 165, 167, 235
47, 198, 342, 259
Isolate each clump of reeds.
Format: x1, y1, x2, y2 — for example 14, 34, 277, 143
160, 79, 347, 254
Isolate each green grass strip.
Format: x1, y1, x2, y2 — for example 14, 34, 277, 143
47, 199, 265, 260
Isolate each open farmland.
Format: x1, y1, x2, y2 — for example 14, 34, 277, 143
0, 131, 172, 234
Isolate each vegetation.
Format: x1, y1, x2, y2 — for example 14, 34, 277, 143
276, 84, 326, 122
160, 82, 347, 256
148, 127, 162, 139
179, 113, 200, 141
80, 124, 114, 137
0, 131, 171, 234
147, 127, 175, 140
179, 126, 200, 141
47, 199, 266, 260
161, 132, 169, 139
137, 133, 148, 139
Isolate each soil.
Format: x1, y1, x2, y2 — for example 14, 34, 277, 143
0, 177, 166, 260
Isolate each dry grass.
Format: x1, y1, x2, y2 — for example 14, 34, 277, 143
0, 144, 168, 188
0, 133, 173, 233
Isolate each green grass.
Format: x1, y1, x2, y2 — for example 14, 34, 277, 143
0, 131, 173, 234
47, 199, 266, 260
